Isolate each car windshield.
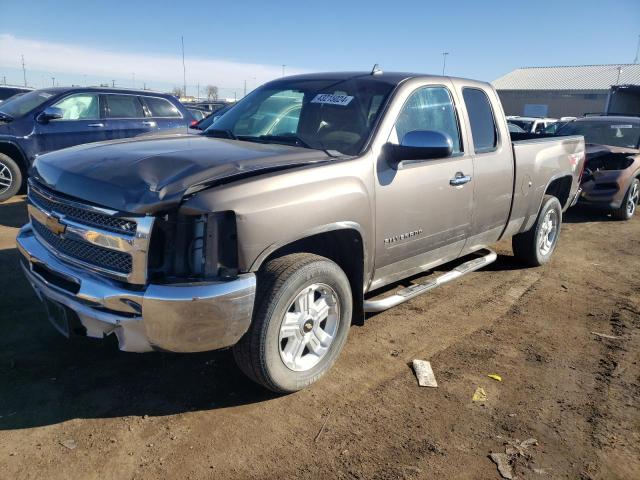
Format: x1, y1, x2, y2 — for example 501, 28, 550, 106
556, 120, 640, 149
205, 76, 395, 155
0, 89, 56, 118
508, 119, 534, 131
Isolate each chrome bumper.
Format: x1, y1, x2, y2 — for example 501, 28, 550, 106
17, 224, 256, 353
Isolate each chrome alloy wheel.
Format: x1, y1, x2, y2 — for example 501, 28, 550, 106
0, 161, 13, 195
538, 209, 558, 256
278, 283, 340, 372
627, 182, 639, 216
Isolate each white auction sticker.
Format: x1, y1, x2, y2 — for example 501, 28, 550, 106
311, 94, 354, 106
611, 124, 633, 129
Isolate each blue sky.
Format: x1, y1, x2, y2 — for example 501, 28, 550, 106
0, 0, 638, 98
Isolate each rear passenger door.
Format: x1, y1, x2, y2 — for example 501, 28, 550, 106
456, 85, 513, 253
141, 95, 188, 131
102, 94, 157, 139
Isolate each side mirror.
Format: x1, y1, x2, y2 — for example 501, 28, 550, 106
37, 107, 64, 123
386, 130, 453, 167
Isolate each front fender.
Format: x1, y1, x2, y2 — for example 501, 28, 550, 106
180, 156, 375, 279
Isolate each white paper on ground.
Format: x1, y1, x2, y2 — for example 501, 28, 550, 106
412, 359, 438, 387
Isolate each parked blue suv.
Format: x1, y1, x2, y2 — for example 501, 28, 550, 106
0, 87, 194, 201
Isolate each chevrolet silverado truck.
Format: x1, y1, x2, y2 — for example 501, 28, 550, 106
17, 71, 585, 392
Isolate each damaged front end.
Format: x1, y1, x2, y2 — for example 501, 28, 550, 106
17, 182, 256, 353
579, 146, 639, 209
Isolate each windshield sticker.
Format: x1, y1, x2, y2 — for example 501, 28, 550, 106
611, 124, 633, 129
311, 94, 354, 106
39, 93, 53, 99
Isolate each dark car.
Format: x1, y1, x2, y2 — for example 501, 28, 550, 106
0, 85, 33, 103
186, 107, 210, 122
0, 87, 194, 201
556, 115, 640, 220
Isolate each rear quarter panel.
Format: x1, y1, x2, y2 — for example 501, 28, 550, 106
503, 136, 584, 237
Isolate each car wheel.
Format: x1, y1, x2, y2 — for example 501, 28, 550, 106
233, 253, 352, 393
0, 153, 22, 202
611, 179, 639, 221
512, 194, 562, 267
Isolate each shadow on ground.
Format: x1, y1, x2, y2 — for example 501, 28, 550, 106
0, 245, 278, 431
0, 198, 28, 229
563, 205, 615, 224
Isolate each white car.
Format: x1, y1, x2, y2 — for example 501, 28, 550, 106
506, 116, 558, 134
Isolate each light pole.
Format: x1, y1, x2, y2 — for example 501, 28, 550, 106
21, 54, 27, 86
616, 66, 622, 84
634, 34, 640, 64
282, 64, 286, 77
51, 77, 55, 87
181, 36, 187, 98
442, 52, 449, 75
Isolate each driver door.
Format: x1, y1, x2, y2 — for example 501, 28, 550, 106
372, 84, 474, 289
33, 92, 107, 155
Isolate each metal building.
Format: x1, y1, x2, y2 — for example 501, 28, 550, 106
493, 64, 640, 118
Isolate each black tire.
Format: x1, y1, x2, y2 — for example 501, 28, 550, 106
611, 178, 639, 221
0, 153, 22, 202
233, 253, 352, 393
512, 194, 563, 267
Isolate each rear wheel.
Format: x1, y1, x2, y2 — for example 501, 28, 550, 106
611, 179, 639, 221
512, 195, 562, 267
0, 153, 22, 202
233, 253, 352, 393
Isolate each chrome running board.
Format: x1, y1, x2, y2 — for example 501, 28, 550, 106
363, 249, 498, 313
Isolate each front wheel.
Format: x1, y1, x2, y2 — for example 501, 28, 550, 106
611, 179, 639, 221
233, 253, 352, 393
0, 153, 22, 202
512, 194, 562, 267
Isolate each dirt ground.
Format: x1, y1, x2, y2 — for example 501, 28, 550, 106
0, 195, 638, 480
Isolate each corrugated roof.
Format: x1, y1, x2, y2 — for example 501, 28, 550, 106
492, 64, 640, 91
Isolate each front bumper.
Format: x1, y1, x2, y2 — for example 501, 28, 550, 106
17, 224, 256, 353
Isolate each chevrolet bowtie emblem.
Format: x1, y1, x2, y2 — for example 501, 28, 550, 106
45, 214, 66, 236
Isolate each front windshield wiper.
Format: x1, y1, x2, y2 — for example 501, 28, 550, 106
257, 134, 313, 149
205, 128, 237, 140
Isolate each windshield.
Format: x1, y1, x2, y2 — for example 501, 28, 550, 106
206, 76, 395, 155
0, 89, 56, 118
556, 120, 640, 149
508, 119, 534, 132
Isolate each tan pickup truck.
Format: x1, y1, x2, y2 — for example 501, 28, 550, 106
17, 71, 585, 392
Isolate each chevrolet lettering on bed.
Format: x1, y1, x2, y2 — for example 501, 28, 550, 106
17, 71, 585, 392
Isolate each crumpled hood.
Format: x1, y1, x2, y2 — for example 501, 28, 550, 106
32, 135, 330, 214
585, 143, 639, 156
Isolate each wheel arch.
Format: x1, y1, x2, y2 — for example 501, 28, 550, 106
249, 223, 367, 325
544, 174, 574, 210
0, 141, 28, 174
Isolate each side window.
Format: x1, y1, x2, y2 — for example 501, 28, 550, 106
105, 94, 145, 118
52, 94, 100, 120
462, 88, 498, 152
145, 96, 182, 118
393, 86, 462, 154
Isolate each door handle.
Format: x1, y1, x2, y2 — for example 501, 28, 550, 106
141, 121, 157, 127
87, 123, 104, 128
450, 172, 472, 186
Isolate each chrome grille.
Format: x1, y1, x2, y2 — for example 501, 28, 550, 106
32, 218, 132, 274
29, 183, 137, 235
27, 180, 154, 284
